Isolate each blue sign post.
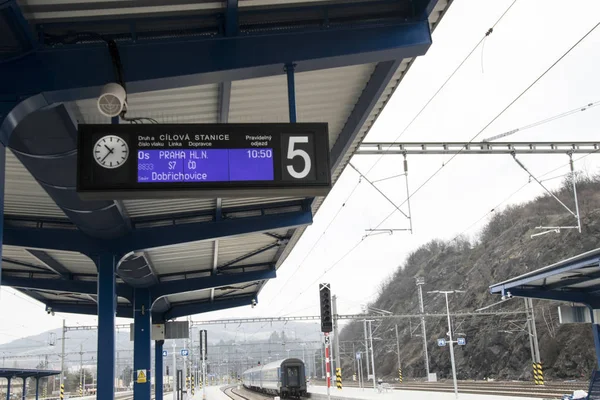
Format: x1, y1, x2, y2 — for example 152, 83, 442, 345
437, 339, 447, 347
457, 337, 466, 346
162, 350, 168, 357
181, 349, 189, 357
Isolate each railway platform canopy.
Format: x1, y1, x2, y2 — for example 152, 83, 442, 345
489, 248, 600, 367
0, 368, 61, 400
0, 0, 453, 400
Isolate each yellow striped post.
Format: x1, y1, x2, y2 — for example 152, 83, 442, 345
60, 384, 64, 400
399, 368, 403, 384
335, 368, 342, 390
533, 363, 544, 385
191, 375, 195, 395
79, 384, 82, 397
43, 385, 47, 399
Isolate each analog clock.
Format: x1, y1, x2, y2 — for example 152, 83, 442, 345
93, 135, 129, 169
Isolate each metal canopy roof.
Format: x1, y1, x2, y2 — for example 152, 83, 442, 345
0, 368, 61, 379
489, 248, 600, 308
0, 0, 453, 320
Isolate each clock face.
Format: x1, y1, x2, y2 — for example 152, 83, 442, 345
93, 135, 129, 169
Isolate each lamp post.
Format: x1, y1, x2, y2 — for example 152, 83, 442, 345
428, 290, 465, 399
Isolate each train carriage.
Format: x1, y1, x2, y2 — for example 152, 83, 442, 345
242, 358, 306, 398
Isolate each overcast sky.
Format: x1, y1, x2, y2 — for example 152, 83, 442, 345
1, 0, 600, 346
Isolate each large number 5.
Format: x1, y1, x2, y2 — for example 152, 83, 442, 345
286, 136, 311, 179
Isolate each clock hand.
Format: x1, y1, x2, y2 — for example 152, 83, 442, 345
101, 151, 112, 163
104, 145, 114, 154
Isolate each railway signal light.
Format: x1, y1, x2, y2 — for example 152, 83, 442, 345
319, 283, 333, 333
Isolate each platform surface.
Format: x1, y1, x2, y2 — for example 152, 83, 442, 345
308, 385, 533, 400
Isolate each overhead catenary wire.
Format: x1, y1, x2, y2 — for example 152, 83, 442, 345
363, 18, 600, 239
364, 0, 519, 177
274, 21, 600, 316
264, 175, 363, 310
450, 148, 600, 242
483, 99, 600, 142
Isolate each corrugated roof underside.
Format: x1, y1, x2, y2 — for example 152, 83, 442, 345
4, 151, 66, 218
18, 0, 223, 22
229, 64, 375, 147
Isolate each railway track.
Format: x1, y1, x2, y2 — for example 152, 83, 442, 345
313, 381, 586, 399
222, 385, 270, 400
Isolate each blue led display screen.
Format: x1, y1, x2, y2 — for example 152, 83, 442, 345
137, 149, 274, 183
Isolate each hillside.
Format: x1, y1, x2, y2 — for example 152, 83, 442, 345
339, 175, 600, 382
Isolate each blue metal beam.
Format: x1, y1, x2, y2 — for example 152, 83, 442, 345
330, 59, 402, 172
162, 295, 256, 320
133, 289, 151, 400
25, 249, 72, 279
151, 269, 275, 300
0, 21, 431, 103
154, 341, 164, 400
121, 209, 312, 253
507, 288, 600, 308
0, 144, 4, 287
1, 276, 133, 302
3, 208, 312, 255
96, 254, 116, 400
45, 301, 132, 319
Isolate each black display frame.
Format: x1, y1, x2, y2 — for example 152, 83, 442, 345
77, 123, 331, 199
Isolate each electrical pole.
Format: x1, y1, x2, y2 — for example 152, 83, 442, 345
528, 298, 541, 364
172, 341, 177, 400
428, 290, 464, 400
416, 277, 430, 378
332, 295, 341, 388
395, 325, 401, 379
524, 299, 536, 365
368, 320, 376, 390
363, 320, 370, 382
79, 344, 83, 396
60, 320, 66, 392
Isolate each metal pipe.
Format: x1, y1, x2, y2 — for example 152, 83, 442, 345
332, 295, 341, 375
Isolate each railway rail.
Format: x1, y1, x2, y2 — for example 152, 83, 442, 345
222, 385, 271, 400
313, 380, 586, 399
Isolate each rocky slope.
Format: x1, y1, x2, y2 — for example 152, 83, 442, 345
339, 176, 600, 381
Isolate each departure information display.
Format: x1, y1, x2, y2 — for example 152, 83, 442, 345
77, 123, 330, 199
137, 149, 274, 183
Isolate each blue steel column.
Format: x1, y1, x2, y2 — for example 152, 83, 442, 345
285, 63, 297, 123
155, 340, 164, 400
0, 143, 5, 287
35, 378, 39, 400
22, 378, 26, 400
593, 322, 600, 369
6, 378, 10, 400
134, 288, 151, 400
96, 254, 116, 400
